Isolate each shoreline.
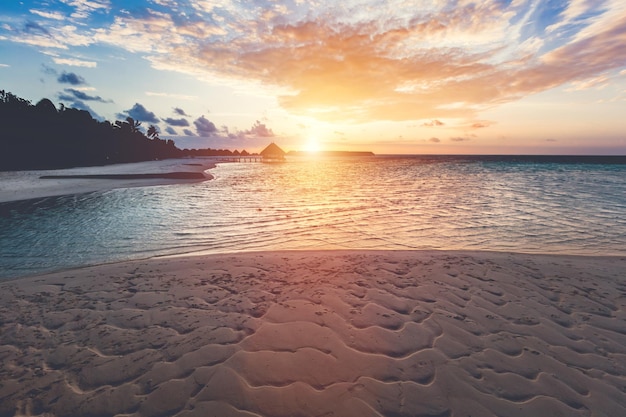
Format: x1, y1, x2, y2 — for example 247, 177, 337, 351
3, 246, 625, 283
0, 158, 217, 203
1, 249, 624, 416
7, 248, 626, 285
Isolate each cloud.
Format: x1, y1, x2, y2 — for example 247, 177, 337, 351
218, 120, 277, 141
156, 5, 519, 122
422, 120, 444, 127
163, 117, 189, 127
4, 7, 99, 49
209, 4, 626, 121
119, 103, 159, 123
428, 137, 441, 143
24, 21, 50, 36
7, 1, 626, 124
53, 57, 97, 68
450, 137, 470, 142
244, 120, 275, 138
194, 115, 217, 136
63, 0, 111, 20
58, 71, 86, 85
173, 107, 189, 116
145, 92, 197, 100
0, 64, 9, 68
470, 122, 490, 129
165, 126, 178, 135
179, 117, 279, 144
59, 88, 111, 103
545, 0, 605, 36
30, 9, 65, 20
566, 74, 610, 91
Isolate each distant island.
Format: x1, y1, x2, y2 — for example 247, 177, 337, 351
0, 90, 251, 171
288, 150, 375, 157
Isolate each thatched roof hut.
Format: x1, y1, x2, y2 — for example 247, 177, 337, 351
260, 142, 286, 162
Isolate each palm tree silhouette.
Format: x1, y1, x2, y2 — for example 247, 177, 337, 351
114, 117, 142, 134
127, 117, 141, 133
147, 125, 159, 139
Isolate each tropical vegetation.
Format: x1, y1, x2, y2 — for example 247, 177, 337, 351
0, 90, 243, 171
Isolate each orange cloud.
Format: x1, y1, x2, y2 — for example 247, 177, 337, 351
182, 6, 626, 122
187, 16, 502, 121
18, 1, 626, 125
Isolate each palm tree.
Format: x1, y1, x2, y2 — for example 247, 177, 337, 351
126, 117, 141, 133
114, 117, 142, 134
147, 125, 159, 139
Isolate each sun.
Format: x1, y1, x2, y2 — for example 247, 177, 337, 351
304, 135, 321, 153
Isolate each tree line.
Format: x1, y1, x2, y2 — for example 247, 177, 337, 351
0, 90, 247, 171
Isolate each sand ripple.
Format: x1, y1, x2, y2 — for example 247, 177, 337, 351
1, 251, 625, 416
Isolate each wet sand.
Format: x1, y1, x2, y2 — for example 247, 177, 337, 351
0, 250, 624, 416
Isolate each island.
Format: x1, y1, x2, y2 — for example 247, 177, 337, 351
288, 150, 375, 157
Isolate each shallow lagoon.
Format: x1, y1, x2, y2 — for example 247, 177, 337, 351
1, 155, 625, 279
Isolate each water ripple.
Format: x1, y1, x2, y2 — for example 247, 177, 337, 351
1, 156, 625, 279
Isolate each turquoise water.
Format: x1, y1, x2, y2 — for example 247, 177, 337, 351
1, 155, 625, 279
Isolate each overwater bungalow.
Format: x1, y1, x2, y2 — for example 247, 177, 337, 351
260, 142, 286, 163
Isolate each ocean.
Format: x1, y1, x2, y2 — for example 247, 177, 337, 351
1, 155, 625, 279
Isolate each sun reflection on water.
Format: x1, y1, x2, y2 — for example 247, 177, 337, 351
1, 156, 625, 279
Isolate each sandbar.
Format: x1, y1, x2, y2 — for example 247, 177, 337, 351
0, 158, 215, 203
0, 250, 624, 416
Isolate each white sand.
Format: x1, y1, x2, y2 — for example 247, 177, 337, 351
0, 250, 624, 416
0, 158, 216, 203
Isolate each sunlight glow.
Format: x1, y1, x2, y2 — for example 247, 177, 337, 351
2, 0, 625, 154
304, 135, 321, 152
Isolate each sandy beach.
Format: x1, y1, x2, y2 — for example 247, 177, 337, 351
0, 250, 624, 416
0, 158, 215, 203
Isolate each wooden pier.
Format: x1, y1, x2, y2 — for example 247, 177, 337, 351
219, 143, 287, 163
219, 155, 264, 162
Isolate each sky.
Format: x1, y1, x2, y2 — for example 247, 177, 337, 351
1, 0, 625, 155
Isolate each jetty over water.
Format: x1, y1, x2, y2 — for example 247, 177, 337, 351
219, 145, 376, 163
220, 155, 264, 163
220, 142, 286, 163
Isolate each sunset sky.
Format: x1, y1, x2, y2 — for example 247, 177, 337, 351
1, 0, 625, 154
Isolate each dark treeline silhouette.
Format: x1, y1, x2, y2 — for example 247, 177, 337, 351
0, 90, 247, 171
